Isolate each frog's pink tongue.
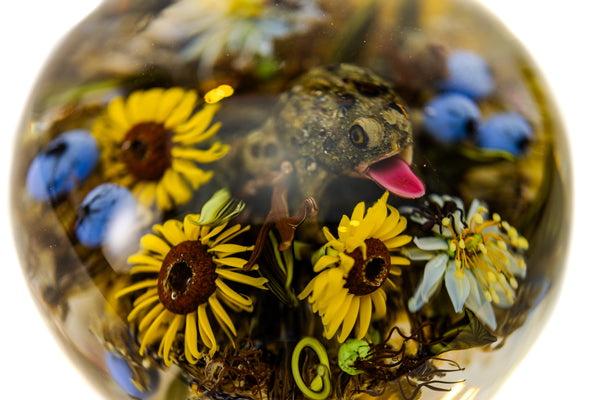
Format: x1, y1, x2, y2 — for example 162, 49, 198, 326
366, 157, 425, 199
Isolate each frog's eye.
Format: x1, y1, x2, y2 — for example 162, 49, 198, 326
349, 124, 369, 148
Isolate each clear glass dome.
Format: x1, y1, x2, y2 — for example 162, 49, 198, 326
10, 0, 571, 399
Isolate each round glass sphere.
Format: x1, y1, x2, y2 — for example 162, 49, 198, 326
10, 0, 571, 399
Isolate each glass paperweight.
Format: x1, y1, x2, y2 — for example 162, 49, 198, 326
10, 0, 571, 399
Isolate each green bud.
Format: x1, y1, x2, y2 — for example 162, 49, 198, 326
338, 339, 370, 375
194, 188, 245, 226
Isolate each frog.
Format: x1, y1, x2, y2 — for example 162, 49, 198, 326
234, 63, 425, 269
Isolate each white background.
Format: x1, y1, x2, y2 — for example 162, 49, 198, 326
1, 1, 597, 399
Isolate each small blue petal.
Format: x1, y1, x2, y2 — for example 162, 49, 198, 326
75, 184, 137, 248
104, 351, 159, 399
423, 93, 481, 144
476, 112, 533, 156
438, 49, 495, 99
26, 129, 99, 201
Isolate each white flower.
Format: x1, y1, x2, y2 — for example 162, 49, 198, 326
404, 196, 528, 330
142, 0, 325, 71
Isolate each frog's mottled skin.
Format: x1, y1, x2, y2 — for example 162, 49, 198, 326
238, 64, 422, 269
240, 63, 415, 199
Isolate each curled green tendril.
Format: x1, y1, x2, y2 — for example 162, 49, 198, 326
291, 337, 332, 400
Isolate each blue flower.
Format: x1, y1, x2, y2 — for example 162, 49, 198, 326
438, 49, 495, 99
476, 112, 533, 156
104, 351, 159, 399
404, 195, 528, 329
422, 93, 481, 145
75, 183, 137, 248
26, 129, 99, 201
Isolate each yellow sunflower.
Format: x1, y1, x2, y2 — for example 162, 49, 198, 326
115, 214, 267, 366
298, 192, 411, 343
92, 87, 230, 210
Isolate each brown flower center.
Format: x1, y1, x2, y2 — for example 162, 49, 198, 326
344, 238, 391, 296
121, 122, 173, 181
157, 240, 217, 314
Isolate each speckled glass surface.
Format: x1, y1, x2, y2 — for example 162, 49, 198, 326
10, 0, 570, 399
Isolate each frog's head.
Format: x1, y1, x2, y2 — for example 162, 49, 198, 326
280, 64, 425, 199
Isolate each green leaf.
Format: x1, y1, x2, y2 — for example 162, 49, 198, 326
258, 231, 299, 307
431, 310, 497, 354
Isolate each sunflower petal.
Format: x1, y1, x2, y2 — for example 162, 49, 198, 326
114, 279, 158, 298
322, 226, 337, 243
183, 214, 201, 239
125, 90, 148, 125
313, 255, 339, 272
165, 90, 198, 128
308, 273, 329, 306
156, 87, 186, 122
338, 296, 360, 343
383, 234, 412, 250
106, 96, 130, 133
350, 201, 366, 223
156, 182, 173, 210
200, 223, 227, 244
324, 294, 353, 340
338, 252, 355, 274
216, 268, 268, 289
298, 275, 317, 300
214, 257, 247, 269
197, 303, 218, 357
135, 181, 158, 207
175, 119, 221, 145
154, 219, 186, 246
208, 296, 236, 336
390, 256, 410, 266
213, 224, 249, 245
172, 142, 230, 163
176, 103, 220, 134
141, 234, 172, 256
133, 287, 159, 307
160, 314, 184, 366
385, 214, 409, 240
185, 313, 201, 363
127, 253, 163, 267
376, 207, 403, 240
365, 195, 388, 237
130, 265, 162, 274
356, 295, 372, 340
209, 243, 251, 256
371, 289, 387, 320
138, 88, 164, 122
215, 279, 254, 310
127, 294, 160, 321
139, 309, 169, 355
138, 303, 165, 332
161, 169, 192, 206
171, 159, 213, 189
